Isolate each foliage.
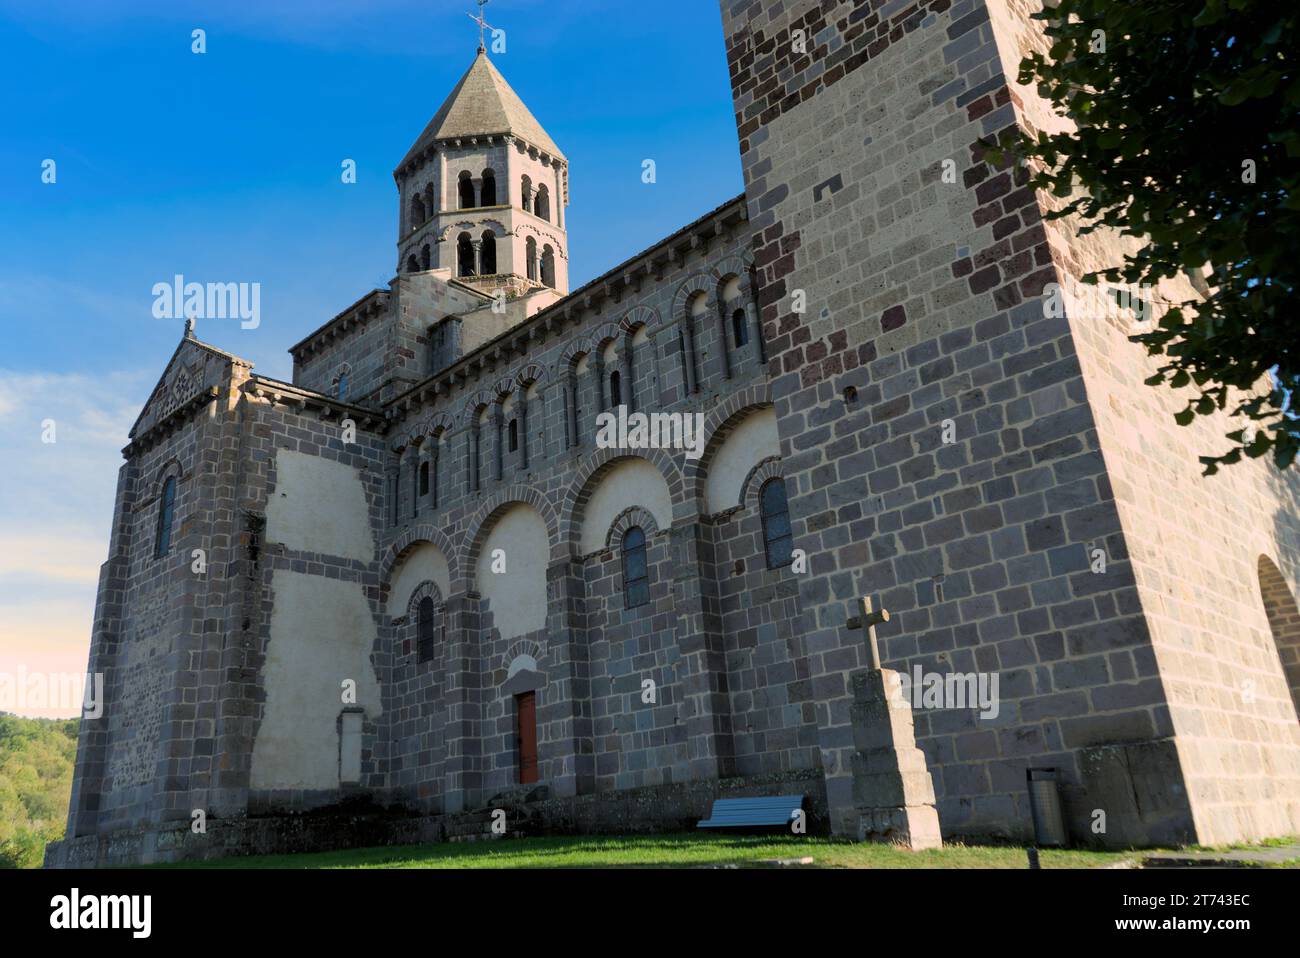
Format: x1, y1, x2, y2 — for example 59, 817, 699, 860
0, 713, 79, 868
999, 0, 1298, 473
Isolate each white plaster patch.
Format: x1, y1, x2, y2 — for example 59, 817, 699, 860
265, 449, 375, 562
579, 457, 672, 555
250, 570, 381, 791
476, 504, 548, 640
507, 654, 538, 679
387, 542, 451, 614
705, 407, 780, 514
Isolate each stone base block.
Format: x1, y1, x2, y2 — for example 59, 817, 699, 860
851, 756, 937, 808
857, 804, 943, 851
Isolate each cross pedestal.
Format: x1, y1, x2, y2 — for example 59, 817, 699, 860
846, 596, 943, 850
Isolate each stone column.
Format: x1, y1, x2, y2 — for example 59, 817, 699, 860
744, 273, 766, 365
493, 406, 504, 482
713, 294, 733, 380
411, 443, 422, 518
592, 353, 607, 415
518, 394, 529, 469
668, 520, 733, 780
682, 320, 699, 395
384, 466, 398, 526
541, 559, 593, 797
553, 161, 564, 229
441, 591, 480, 813
430, 442, 440, 509
438, 149, 448, 213
503, 135, 515, 211
567, 369, 580, 448
400, 444, 416, 521
620, 339, 635, 411
472, 239, 482, 277
473, 423, 483, 493
561, 379, 571, 447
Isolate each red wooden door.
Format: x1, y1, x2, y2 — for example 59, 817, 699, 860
516, 691, 538, 784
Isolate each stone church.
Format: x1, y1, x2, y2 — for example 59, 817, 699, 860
49, 0, 1300, 866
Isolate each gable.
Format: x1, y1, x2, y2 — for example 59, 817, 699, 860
130, 336, 245, 439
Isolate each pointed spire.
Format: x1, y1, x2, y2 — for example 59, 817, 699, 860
397, 42, 566, 170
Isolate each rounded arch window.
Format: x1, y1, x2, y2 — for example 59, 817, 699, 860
480, 169, 497, 206
623, 526, 649, 609
732, 307, 749, 347
458, 171, 476, 210
541, 245, 556, 288
526, 236, 538, 281
416, 595, 439, 664
457, 233, 476, 277
760, 478, 793, 569
154, 475, 178, 559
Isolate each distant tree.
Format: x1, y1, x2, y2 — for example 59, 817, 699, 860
996, 0, 1298, 474
0, 713, 78, 868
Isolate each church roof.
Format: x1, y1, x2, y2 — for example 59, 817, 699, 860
127, 328, 251, 441
398, 49, 565, 170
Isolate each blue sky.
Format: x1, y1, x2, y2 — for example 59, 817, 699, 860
0, 0, 743, 715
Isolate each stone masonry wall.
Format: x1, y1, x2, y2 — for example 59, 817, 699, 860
720, 0, 1199, 844
985, 0, 1300, 844
374, 206, 818, 811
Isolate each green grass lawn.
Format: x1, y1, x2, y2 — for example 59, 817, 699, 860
158, 833, 1155, 869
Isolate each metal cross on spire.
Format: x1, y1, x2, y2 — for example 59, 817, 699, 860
467, 0, 494, 52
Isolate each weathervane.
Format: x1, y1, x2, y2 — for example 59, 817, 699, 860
467, 0, 493, 52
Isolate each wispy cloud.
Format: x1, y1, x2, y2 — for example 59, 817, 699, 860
0, 368, 148, 716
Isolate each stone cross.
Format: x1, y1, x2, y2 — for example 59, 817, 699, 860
467, 0, 493, 52
851, 595, 890, 670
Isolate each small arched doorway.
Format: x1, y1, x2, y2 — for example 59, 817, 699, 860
503, 654, 546, 786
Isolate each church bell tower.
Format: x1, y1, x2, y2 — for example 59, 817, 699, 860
394, 44, 570, 301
